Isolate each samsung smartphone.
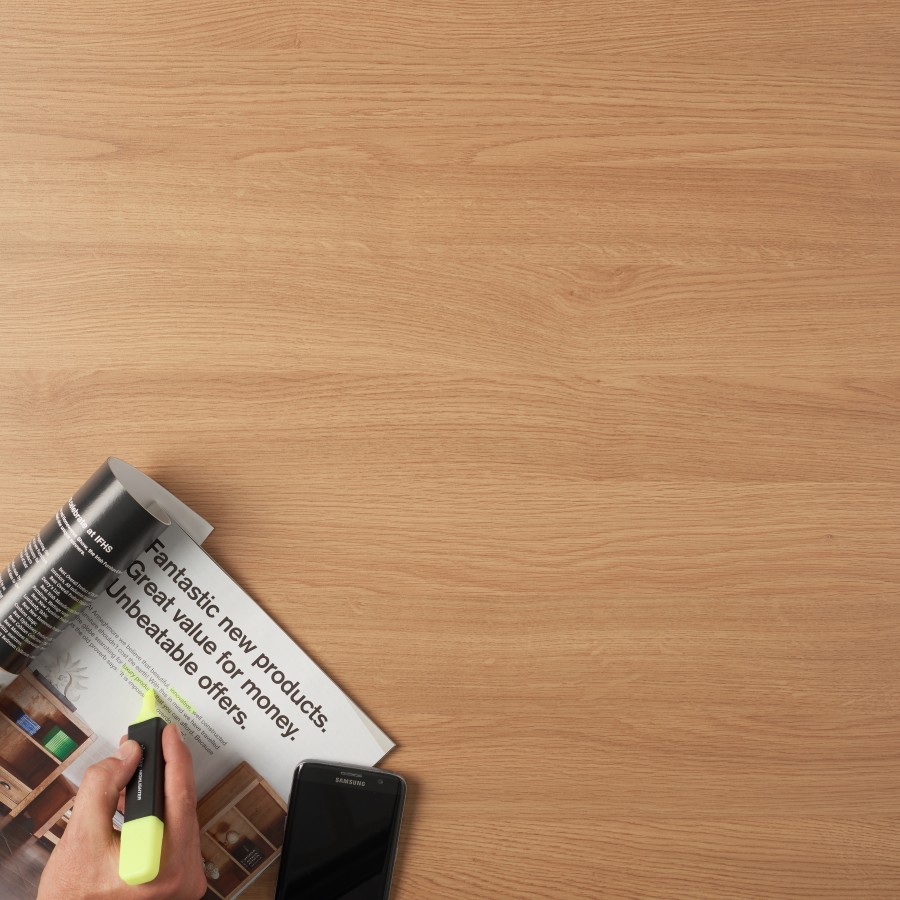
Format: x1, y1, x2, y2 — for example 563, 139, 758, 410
274, 759, 406, 900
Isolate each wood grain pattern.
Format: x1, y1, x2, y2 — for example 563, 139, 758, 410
1, 1, 898, 896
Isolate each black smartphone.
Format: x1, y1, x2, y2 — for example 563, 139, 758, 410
274, 759, 406, 900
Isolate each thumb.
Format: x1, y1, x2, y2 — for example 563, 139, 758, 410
71, 740, 141, 842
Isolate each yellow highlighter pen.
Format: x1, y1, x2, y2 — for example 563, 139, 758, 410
119, 690, 166, 885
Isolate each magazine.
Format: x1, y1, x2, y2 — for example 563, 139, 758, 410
0, 460, 393, 899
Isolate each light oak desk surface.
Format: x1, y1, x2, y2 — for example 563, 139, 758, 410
1, 1, 898, 898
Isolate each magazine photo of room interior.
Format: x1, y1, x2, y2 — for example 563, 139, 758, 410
0, 669, 95, 897
0, 670, 288, 900
196, 762, 288, 900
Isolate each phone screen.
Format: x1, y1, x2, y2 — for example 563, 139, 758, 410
275, 762, 405, 900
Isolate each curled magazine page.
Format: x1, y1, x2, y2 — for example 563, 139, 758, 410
0, 459, 213, 690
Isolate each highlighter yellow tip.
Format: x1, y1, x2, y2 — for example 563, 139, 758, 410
134, 689, 158, 724
120, 816, 164, 884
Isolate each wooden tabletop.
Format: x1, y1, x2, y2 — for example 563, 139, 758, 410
2, 2, 898, 897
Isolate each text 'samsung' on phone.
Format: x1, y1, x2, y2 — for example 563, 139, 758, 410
274, 759, 406, 900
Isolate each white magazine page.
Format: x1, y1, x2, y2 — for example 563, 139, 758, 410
32, 523, 394, 802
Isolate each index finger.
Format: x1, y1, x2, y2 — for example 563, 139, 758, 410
162, 723, 198, 835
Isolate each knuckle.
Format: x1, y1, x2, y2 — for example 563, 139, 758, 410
192, 870, 208, 899
174, 785, 197, 810
81, 760, 114, 788
157, 871, 181, 894
159, 865, 205, 900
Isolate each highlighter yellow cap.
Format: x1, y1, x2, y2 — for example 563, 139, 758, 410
119, 815, 164, 885
133, 689, 158, 724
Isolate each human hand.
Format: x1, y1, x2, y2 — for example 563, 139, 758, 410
37, 723, 207, 900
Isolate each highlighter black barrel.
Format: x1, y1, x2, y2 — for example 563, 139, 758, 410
125, 717, 166, 822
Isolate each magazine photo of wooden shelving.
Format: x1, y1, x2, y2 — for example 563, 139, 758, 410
24, 774, 76, 845
197, 761, 287, 900
0, 670, 94, 817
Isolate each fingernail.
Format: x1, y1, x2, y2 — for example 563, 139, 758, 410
171, 723, 183, 742
117, 740, 138, 760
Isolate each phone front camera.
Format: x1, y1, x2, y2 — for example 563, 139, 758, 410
378, 779, 384, 784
